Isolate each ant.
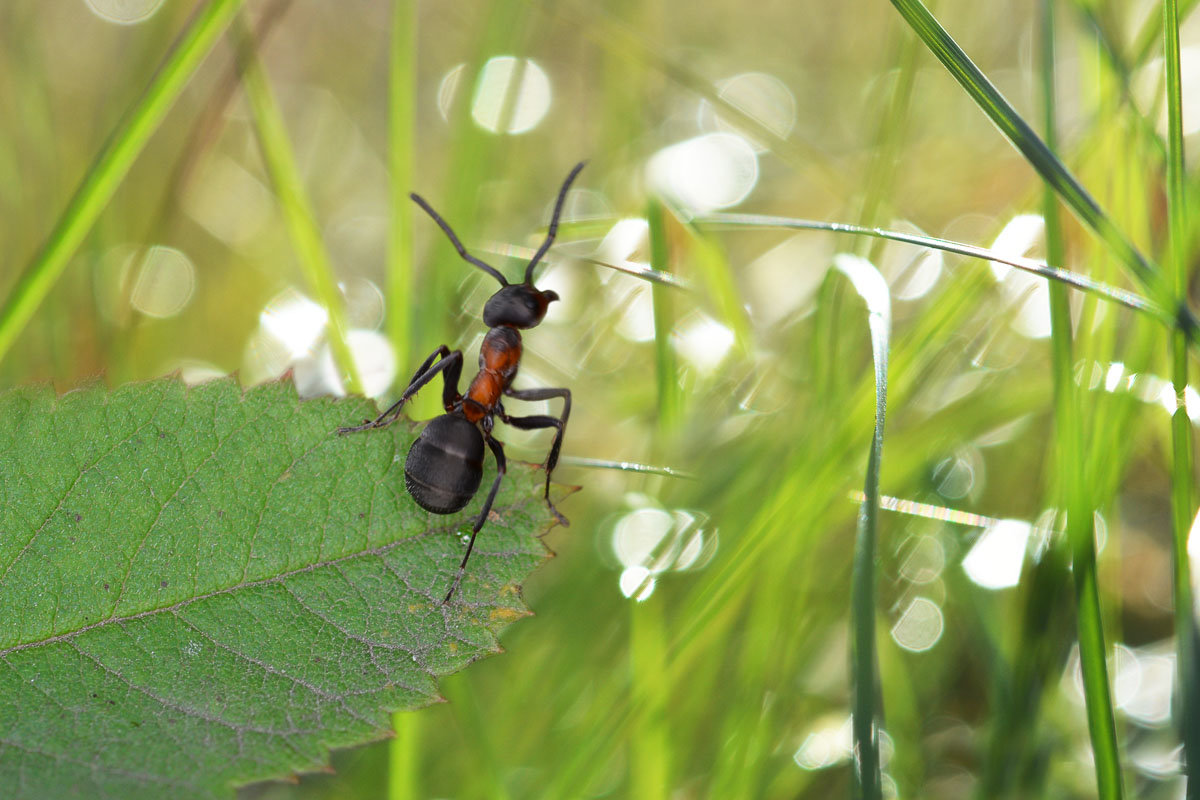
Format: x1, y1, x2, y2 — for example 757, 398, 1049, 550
339, 162, 585, 603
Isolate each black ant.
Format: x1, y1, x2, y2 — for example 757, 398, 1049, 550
339, 162, 585, 603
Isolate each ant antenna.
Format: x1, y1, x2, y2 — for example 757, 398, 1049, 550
410, 192, 509, 287
524, 161, 586, 284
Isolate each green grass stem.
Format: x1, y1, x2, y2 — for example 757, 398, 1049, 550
1043, 3, 1124, 797
232, 14, 363, 396
629, 596, 670, 799
388, 712, 420, 800
387, 0, 417, 375
0, 0, 245, 366
1162, 1, 1200, 792
856, 23, 920, 261
648, 199, 681, 430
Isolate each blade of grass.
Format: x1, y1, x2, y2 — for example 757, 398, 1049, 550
231, 13, 363, 396
856, 21, 921, 260
978, 8, 1083, 795
694, 213, 1162, 318
0, 0, 245, 366
441, 675, 513, 800
833, 254, 891, 800
558, 456, 694, 479
676, 221, 752, 355
886, 0, 1199, 342
648, 199, 681, 430
629, 594, 670, 800
625, 197, 678, 800
388, 712, 420, 800
1069, 4, 1167, 166
481, 241, 695, 290
1044, 4, 1124, 798
1162, 0, 1200, 791
387, 0, 417, 375
1133, 0, 1200, 66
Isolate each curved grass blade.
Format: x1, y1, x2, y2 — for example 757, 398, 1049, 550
886, 0, 1197, 340
231, 14, 363, 396
833, 253, 892, 800
0, 0, 245, 366
695, 213, 1162, 319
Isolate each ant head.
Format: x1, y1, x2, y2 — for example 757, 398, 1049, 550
410, 161, 585, 329
483, 283, 559, 329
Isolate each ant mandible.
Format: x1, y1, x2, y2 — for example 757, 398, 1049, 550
339, 162, 585, 603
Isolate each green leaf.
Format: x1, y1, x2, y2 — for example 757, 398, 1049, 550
0, 376, 558, 798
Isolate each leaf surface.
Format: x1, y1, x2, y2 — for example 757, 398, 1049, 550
0, 376, 556, 798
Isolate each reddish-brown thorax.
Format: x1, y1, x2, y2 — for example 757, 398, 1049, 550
461, 326, 522, 422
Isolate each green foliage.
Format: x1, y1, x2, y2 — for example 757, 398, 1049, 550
0, 376, 553, 798
0, 0, 245, 363
4, 1, 1200, 798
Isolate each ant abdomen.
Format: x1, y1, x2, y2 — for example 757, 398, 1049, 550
404, 415, 485, 514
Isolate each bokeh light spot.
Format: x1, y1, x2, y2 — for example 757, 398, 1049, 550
745, 234, 834, 324
673, 311, 735, 374
612, 284, 656, 342
962, 518, 1031, 590
989, 214, 1051, 339
84, 0, 165, 25
439, 57, 552, 134
890, 597, 944, 652
130, 246, 195, 319
646, 133, 759, 212
878, 221, 944, 301
613, 508, 674, 567
293, 329, 397, 398
259, 289, 329, 360
899, 536, 945, 585
619, 566, 656, 601
699, 71, 797, 152
182, 155, 272, 247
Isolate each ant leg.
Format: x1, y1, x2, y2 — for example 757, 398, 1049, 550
500, 386, 571, 526
338, 348, 463, 434
444, 434, 507, 604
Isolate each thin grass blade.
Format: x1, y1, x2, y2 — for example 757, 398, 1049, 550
0, 0, 245, 365
694, 213, 1162, 318
1044, 5, 1123, 797
834, 253, 892, 800
387, 0, 417, 373
232, 14, 363, 395
648, 199, 682, 429
1162, 0, 1200, 790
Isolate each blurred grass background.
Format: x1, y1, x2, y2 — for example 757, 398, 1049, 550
2, 0, 1199, 797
